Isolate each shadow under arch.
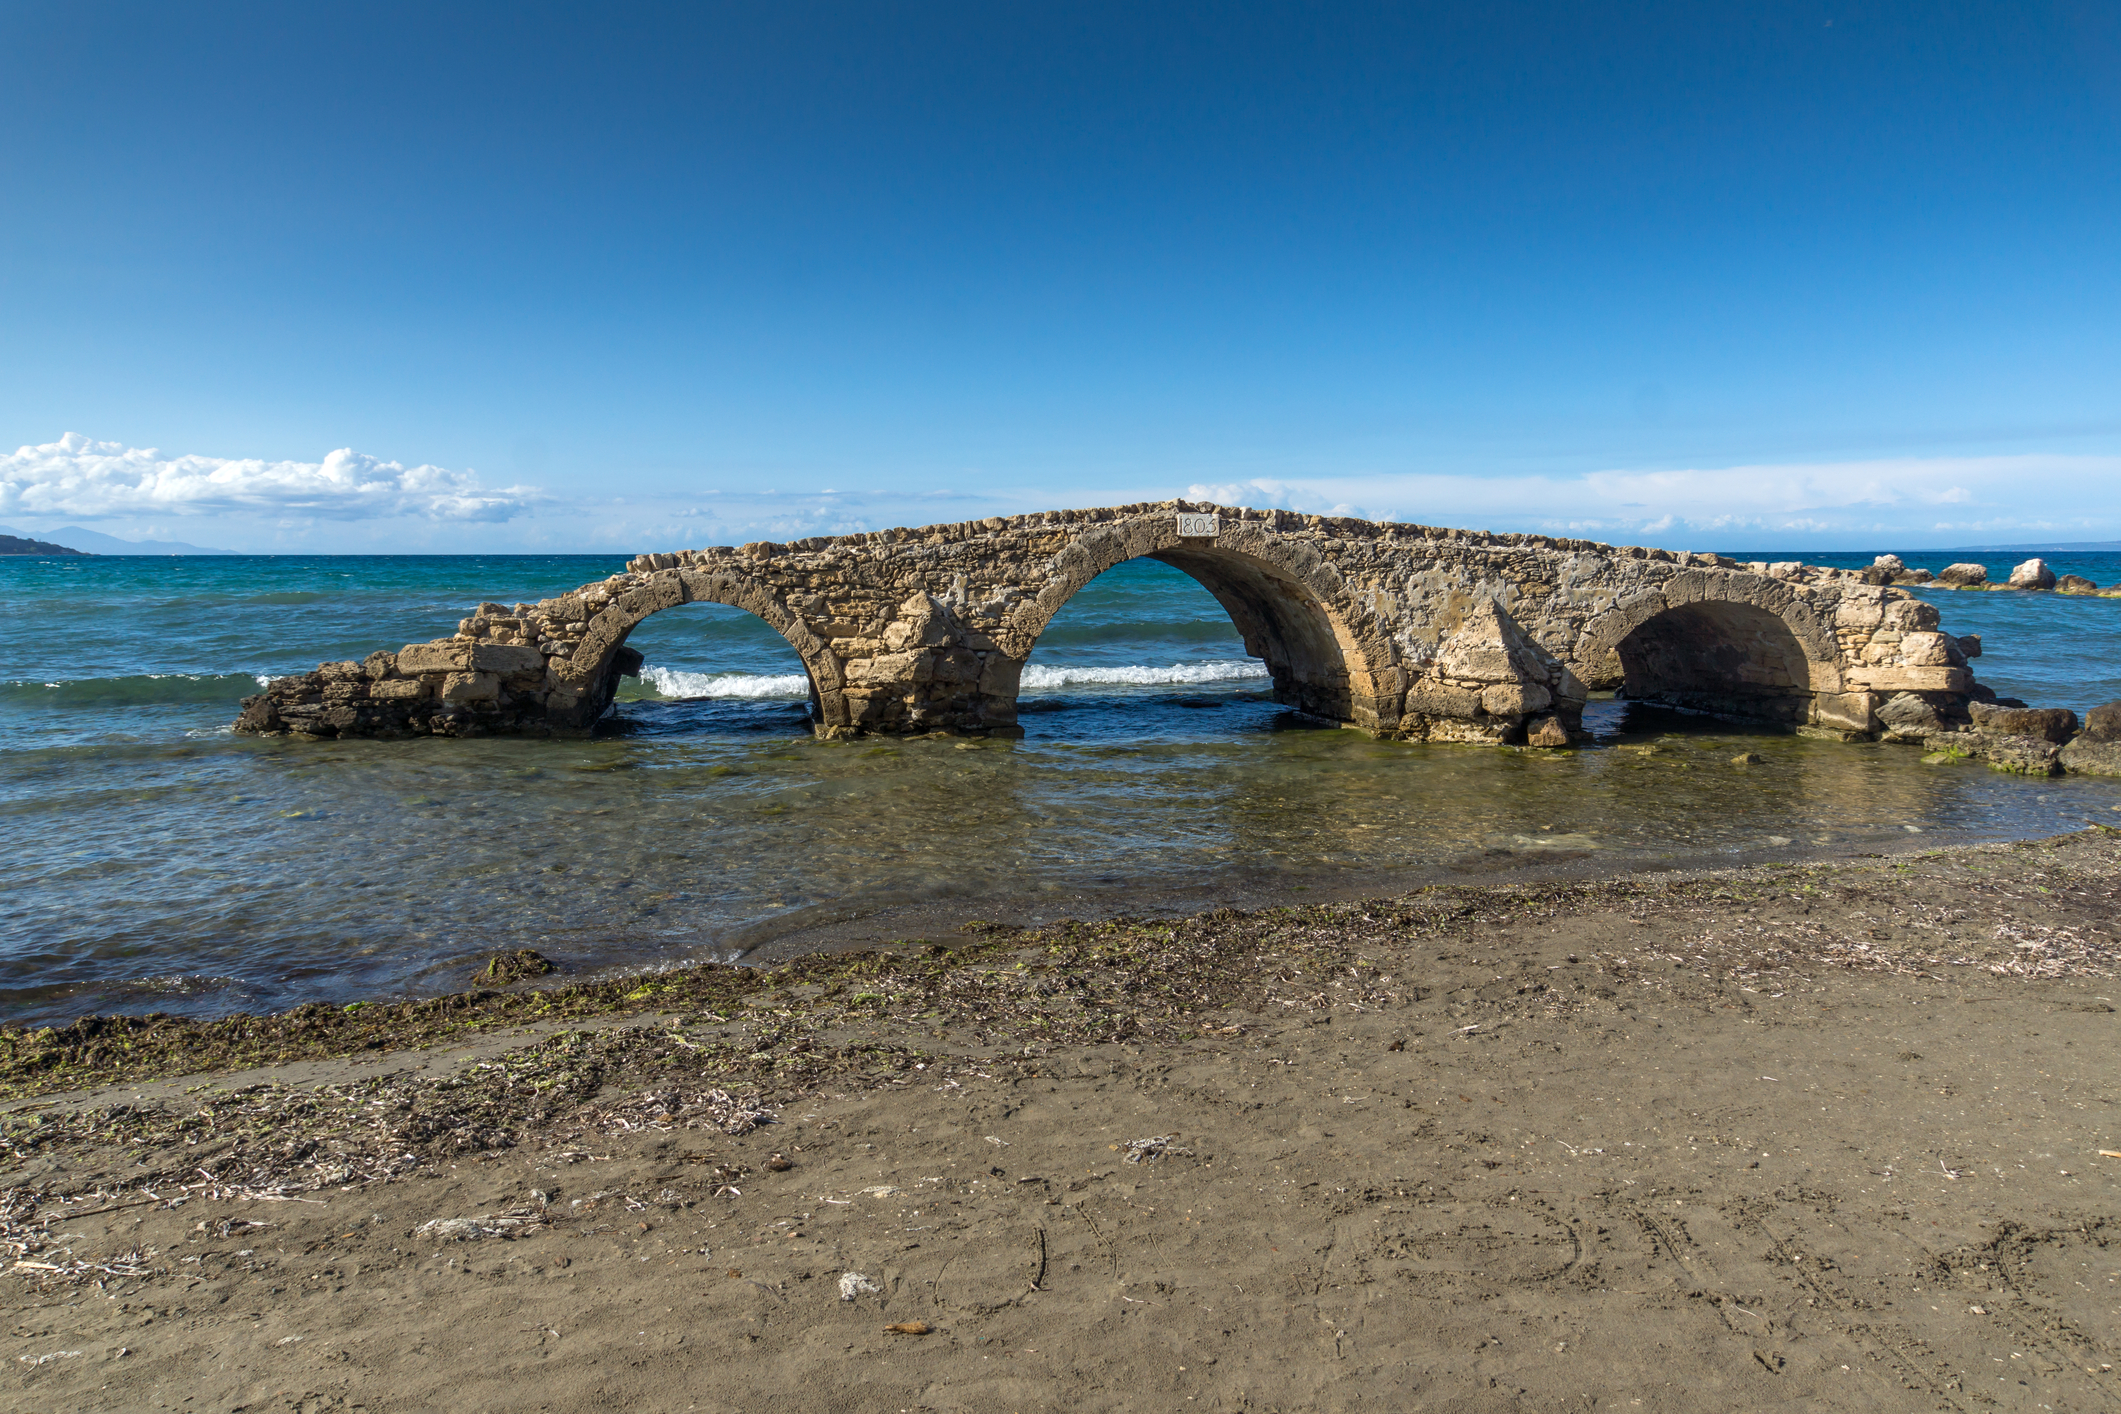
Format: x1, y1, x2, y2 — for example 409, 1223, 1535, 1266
560, 568, 849, 731
1000, 526, 1398, 730
1571, 573, 1840, 725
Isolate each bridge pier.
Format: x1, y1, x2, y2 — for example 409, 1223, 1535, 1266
235, 503, 1988, 747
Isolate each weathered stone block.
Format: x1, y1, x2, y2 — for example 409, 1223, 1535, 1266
441, 671, 500, 704
1480, 682, 1551, 717
1811, 691, 1879, 734
1404, 681, 1483, 717
469, 643, 547, 674
1845, 666, 1972, 693
1895, 631, 1963, 667
398, 642, 473, 673
2083, 700, 2121, 742
1881, 599, 1941, 631
1936, 563, 1988, 586
371, 677, 429, 701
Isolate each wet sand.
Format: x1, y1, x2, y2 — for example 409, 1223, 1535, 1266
5, 831, 2119, 1412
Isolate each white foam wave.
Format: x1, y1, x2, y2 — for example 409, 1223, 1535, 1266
1020, 660, 1268, 689
641, 666, 811, 699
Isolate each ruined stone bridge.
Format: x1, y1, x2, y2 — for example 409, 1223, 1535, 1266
236, 501, 1988, 746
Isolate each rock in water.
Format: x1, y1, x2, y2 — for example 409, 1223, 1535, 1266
2061, 738, 2121, 777
2082, 701, 2121, 742
1924, 729, 2062, 775
2007, 558, 2057, 590
2055, 574, 2099, 594
1870, 553, 1905, 572
1968, 702, 2078, 743
1877, 692, 1946, 742
1526, 715, 1571, 748
473, 949, 555, 984
1936, 562, 1989, 586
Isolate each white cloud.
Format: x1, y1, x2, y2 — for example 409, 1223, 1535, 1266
0, 432, 535, 522
1190, 454, 2121, 543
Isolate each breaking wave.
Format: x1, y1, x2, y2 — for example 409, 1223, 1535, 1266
637, 666, 812, 699
1, 672, 271, 708
1019, 660, 1268, 688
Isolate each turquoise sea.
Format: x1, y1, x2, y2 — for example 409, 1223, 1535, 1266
4, 547, 2118, 1024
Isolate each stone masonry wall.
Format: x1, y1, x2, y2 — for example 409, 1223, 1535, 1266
235, 501, 1986, 746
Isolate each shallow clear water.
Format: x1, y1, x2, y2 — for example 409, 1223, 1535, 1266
4, 551, 2118, 1025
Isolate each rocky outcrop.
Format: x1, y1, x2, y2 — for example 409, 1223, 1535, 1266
2061, 738, 2121, 777
2007, 558, 2057, 590
234, 501, 1998, 745
1968, 702, 2078, 743
1936, 563, 1989, 587
1917, 698, 2121, 778
1923, 730, 2063, 775
237, 641, 645, 738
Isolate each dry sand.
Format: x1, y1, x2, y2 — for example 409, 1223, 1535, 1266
5, 832, 2120, 1412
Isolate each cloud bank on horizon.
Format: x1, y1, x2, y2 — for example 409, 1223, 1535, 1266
6, 433, 2121, 552
0, 433, 534, 524
1188, 454, 2121, 547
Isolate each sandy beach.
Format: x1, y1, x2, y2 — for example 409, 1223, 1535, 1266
5, 830, 2118, 1412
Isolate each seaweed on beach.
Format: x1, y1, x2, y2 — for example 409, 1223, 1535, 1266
4, 828, 2117, 1283
6, 829, 2119, 1106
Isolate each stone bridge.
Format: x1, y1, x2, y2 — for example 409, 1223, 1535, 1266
235, 501, 1988, 746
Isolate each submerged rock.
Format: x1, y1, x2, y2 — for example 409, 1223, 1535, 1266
2055, 574, 2100, 594
1922, 730, 2062, 775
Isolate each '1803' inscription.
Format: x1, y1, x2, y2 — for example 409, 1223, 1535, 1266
1175, 512, 1219, 538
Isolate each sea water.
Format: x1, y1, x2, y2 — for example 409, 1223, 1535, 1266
4, 549, 2118, 1023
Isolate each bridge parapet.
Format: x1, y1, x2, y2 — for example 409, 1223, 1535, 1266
235, 502, 1985, 744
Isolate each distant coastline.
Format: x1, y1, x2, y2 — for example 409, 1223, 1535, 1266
0, 523, 232, 555
0, 533, 86, 556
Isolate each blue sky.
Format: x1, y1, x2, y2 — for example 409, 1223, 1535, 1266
2, 1, 2118, 553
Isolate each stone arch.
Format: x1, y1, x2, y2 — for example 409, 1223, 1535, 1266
557, 567, 849, 731
1570, 570, 1842, 723
998, 514, 1403, 731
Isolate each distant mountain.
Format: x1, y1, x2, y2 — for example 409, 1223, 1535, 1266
0, 532, 87, 556
0, 523, 235, 555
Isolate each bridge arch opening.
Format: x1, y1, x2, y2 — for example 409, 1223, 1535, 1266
597, 602, 826, 733
1607, 600, 1817, 723
1011, 544, 1369, 727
